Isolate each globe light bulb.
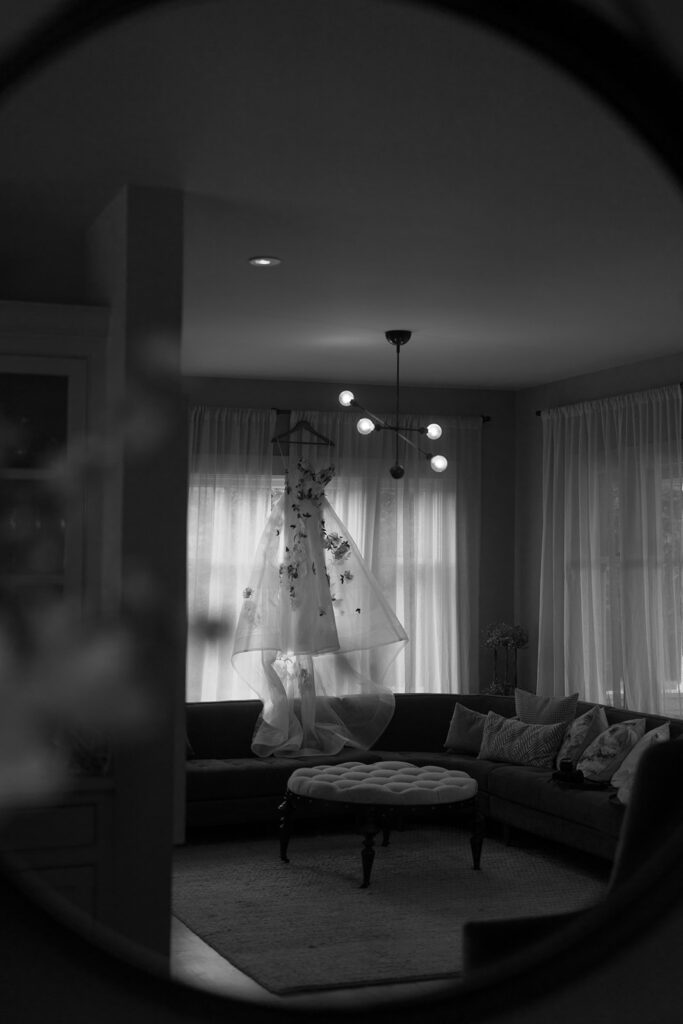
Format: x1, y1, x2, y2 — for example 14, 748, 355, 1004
357, 417, 376, 435
248, 255, 281, 266
338, 390, 355, 407
430, 454, 448, 473
426, 423, 442, 440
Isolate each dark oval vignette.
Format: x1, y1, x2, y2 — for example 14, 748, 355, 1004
2, 1, 683, 1022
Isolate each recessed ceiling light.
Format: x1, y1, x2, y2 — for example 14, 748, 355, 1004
248, 255, 281, 267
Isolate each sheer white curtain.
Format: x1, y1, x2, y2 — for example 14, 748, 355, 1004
294, 408, 482, 693
537, 384, 683, 714
187, 407, 275, 701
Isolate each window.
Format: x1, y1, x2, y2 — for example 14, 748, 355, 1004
538, 385, 683, 715
187, 406, 482, 701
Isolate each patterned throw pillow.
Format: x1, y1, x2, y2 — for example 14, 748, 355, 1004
478, 711, 567, 768
444, 703, 489, 754
555, 705, 609, 769
577, 718, 647, 783
515, 688, 579, 725
612, 722, 670, 804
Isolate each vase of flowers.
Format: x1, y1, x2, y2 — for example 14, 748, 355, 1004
482, 622, 529, 696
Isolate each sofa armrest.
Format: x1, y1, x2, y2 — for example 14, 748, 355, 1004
462, 910, 583, 973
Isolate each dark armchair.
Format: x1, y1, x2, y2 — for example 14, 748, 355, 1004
462, 739, 683, 974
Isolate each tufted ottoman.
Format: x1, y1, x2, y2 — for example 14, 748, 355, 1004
279, 760, 483, 887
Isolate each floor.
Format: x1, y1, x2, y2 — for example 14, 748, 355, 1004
170, 821, 609, 1010
170, 916, 455, 1009
170, 814, 464, 1008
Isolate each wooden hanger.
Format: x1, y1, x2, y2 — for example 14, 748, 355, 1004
271, 418, 335, 447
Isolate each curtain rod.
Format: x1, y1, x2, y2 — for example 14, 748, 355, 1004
273, 406, 492, 422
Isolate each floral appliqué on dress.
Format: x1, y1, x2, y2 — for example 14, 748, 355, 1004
277, 460, 354, 612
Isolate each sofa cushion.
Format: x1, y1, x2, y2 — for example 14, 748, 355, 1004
515, 689, 579, 725
444, 703, 487, 754
555, 705, 610, 769
186, 752, 381, 801
478, 712, 567, 768
487, 765, 625, 838
611, 723, 671, 804
577, 718, 647, 782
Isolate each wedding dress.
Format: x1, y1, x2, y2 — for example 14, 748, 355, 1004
231, 459, 407, 757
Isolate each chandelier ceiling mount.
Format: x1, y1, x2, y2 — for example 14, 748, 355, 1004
385, 329, 412, 348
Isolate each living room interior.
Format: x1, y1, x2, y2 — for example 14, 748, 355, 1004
2, 1, 683, 1022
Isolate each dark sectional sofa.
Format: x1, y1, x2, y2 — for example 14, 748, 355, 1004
185, 693, 682, 860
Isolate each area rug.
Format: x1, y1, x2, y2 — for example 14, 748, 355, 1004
172, 826, 609, 995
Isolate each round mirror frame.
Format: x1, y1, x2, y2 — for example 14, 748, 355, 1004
2, 2, 683, 1022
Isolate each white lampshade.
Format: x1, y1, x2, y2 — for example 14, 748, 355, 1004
430, 454, 448, 473
338, 390, 355, 407
426, 423, 442, 440
357, 417, 376, 435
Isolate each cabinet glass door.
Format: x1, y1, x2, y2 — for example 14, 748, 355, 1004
0, 361, 86, 610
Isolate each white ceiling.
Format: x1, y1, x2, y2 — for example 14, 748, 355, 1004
1, 0, 683, 389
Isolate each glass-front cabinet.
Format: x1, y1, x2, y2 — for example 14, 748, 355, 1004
0, 304, 114, 927
0, 359, 87, 613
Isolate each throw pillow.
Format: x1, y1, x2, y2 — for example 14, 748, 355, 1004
577, 718, 647, 783
612, 722, 670, 804
555, 705, 609, 769
478, 711, 567, 768
515, 688, 579, 725
444, 703, 488, 754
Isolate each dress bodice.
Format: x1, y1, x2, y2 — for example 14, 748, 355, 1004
287, 459, 335, 510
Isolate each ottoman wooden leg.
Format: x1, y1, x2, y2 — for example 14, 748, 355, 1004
278, 791, 295, 863
470, 796, 484, 870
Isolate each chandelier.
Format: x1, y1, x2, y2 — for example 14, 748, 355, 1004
338, 330, 447, 479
